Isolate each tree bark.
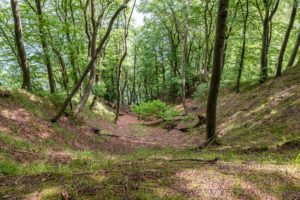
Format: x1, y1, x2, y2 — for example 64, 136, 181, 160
206, 0, 230, 141
10, 0, 31, 91
287, 29, 300, 68
74, 0, 99, 117
236, 0, 249, 93
256, 0, 280, 83
276, 0, 297, 76
181, 0, 189, 111
35, 0, 56, 93
51, 1, 128, 123
115, 0, 136, 122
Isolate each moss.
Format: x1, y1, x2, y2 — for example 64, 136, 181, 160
0, 161, 19, 175
0, 131, 36, 151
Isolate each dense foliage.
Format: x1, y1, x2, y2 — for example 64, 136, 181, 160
0, 0, 299, 125
132, 100, 179, 122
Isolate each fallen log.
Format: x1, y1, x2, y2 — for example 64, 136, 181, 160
143, 119, 165, 126
175, 115, 206, 132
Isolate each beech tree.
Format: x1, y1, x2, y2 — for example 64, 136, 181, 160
10, 0, 31, 91
51, 0, 130, 123
276, 0, 298, 76
206, 0, 230, 142
255, 0, 280, 83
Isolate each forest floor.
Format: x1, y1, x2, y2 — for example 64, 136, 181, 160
0, 67, 300, 199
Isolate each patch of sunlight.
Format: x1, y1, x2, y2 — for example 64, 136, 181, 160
292, 98, 300, 106
130, 124, 148, 136
271, 110, 278, 115
0, 108, 31, 123
175, 168, 277, 199
0, 131, 35, 150
25, 192, 41, 200
242, 163, 300, 176
17, 89, 43, 103
268, 86, 297, 106
262, 109, 278, 120
41, 186, 62, 198
46, 149, 75, 162
93, 101, 115, 121
152, 187, 182, 198
0, 125, 10, 132
246, 104, 266, 117
218, 112, 242, 136
89, 174, 107, 183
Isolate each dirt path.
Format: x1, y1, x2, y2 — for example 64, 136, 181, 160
89, 114, 204, 153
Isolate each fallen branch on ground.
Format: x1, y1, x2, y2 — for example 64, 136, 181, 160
97, 133, 120, 138
169, 157, 219, 163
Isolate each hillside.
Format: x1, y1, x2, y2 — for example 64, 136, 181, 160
0, 67, 299, 199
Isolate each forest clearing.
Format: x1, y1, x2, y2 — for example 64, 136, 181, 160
0, 0, 300, 199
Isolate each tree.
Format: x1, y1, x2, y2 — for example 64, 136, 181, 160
181, 0, 189, 110
287, 29, 300, 68
10, 0, 31, 91
35, 0, 56, 93
276, 0, 298, 77
74, 0, 111, 117
206, 0, 230, 142
255, 0, 280, 83
51, 0, 129, 123
115, 0, 136, 122
236, 0, 249, 93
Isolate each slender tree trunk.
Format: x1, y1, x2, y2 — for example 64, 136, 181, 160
236, 0, 249, 93
35, 0, 56, 93
74, 0, 98, 117
287, 29, 300, 68
204, 1, 210, 81
181, 0, 189, 111
10, 0, 31, 91
52, 47, 69, 92
131, 44, 137, 104
51, 2, 128, 123
171, 43, 178, 102
90, 69, 100, 110
276, 0, 298, 76
206, 0, 230, 142
115, 0, 136, 122
260, 12, 270, 83
256, 0, 280, 83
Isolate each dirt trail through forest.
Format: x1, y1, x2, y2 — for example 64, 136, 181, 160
92, 113, 204, 152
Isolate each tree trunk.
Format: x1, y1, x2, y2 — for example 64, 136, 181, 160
51, 2, 128, 123
115, 0, 136, 122
276, 0, 297, 77
206, 0, 230, 141
74, 0, 98, 117
260, 12, 270, 83
236, 0, 249, 93
35, 0, 56, 93
10, 0, 31, 91
287, 31, 300, 68
181, 0, 189, 111
131, 44, 137, 104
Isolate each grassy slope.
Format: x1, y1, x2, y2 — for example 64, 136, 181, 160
0, 67, 299, 199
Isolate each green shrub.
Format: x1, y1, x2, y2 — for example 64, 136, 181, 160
46, 93, 66, 107
93, 81, 107, 98
193, 83, 209, 100
132, 100, 168, 119
159, 107, 179, 123
132, 100, 179, 122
